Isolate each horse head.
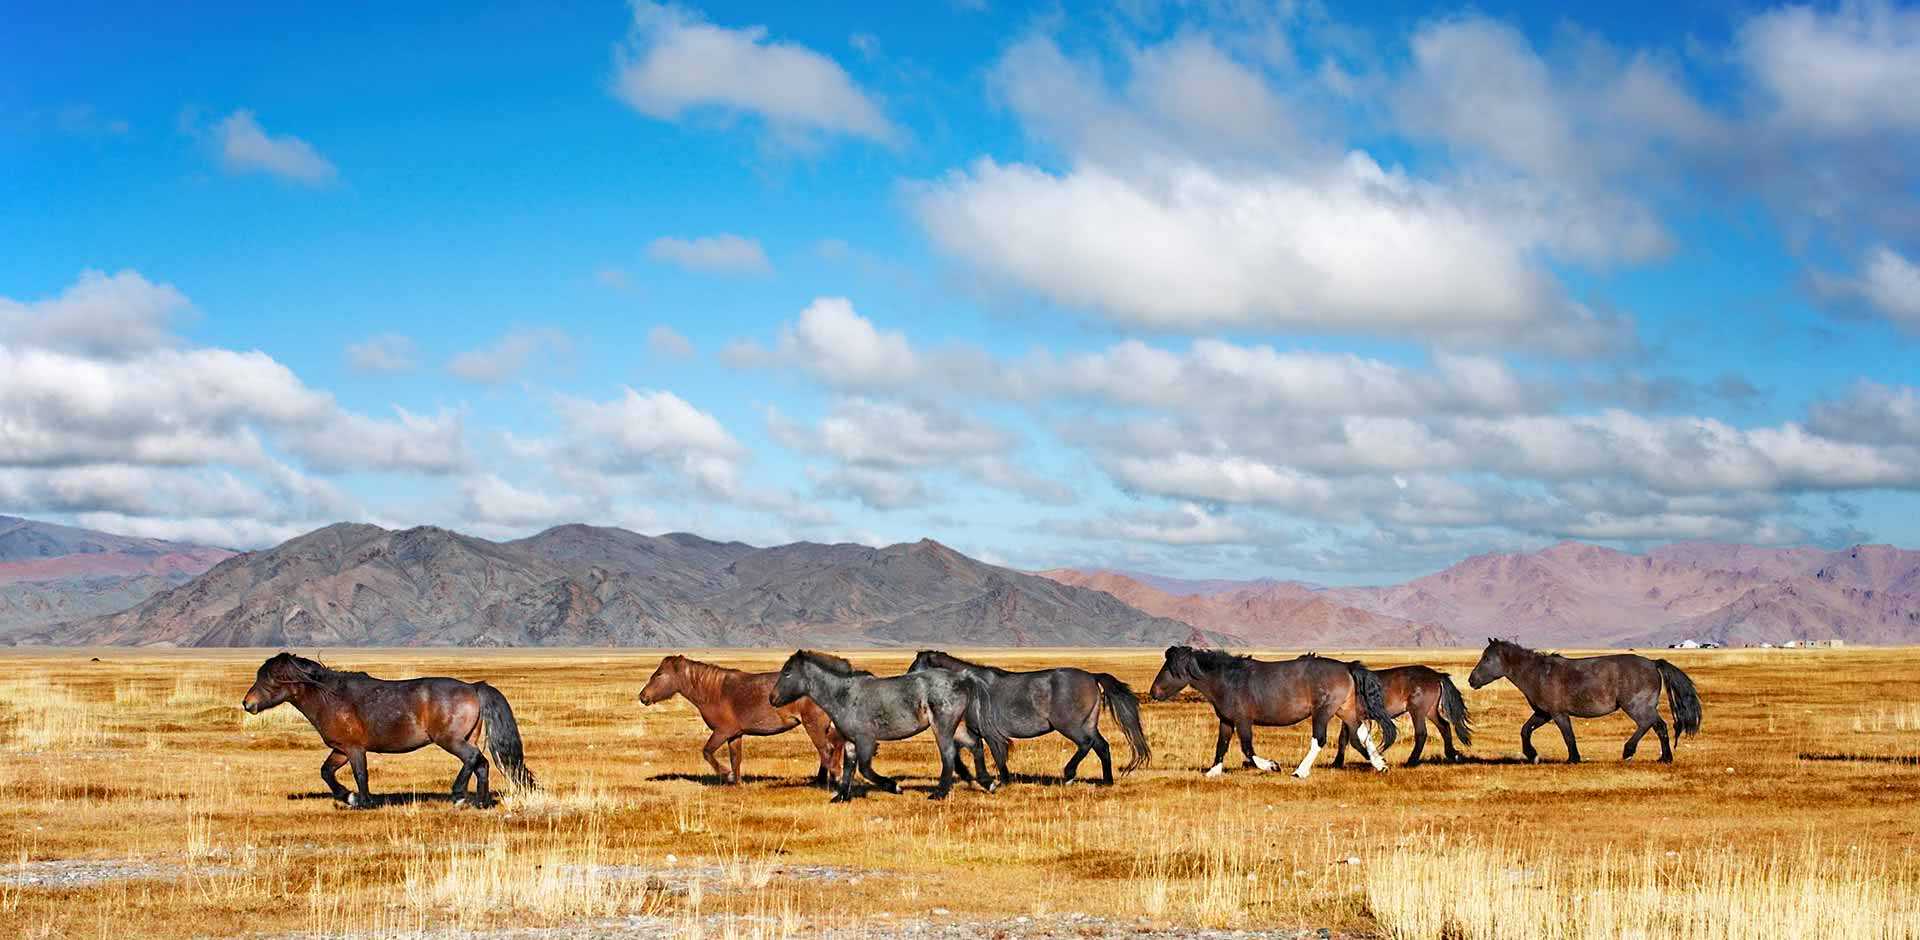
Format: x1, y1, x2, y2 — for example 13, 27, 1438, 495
769, 650, 813, 707
638, 655, 684, 704
1468, 638, 1509, 689
1149, 646, 1197, 701
906, 650, 946, 673
242, 652, 301, 714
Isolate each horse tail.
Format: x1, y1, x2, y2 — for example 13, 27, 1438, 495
1095, 673, 1151, 773
1347, 662, 1397, 751
1654, 659, 1702, 738
1437, 673, 1473, 747
957, 674, 1007, 751
475, 682, 537, 790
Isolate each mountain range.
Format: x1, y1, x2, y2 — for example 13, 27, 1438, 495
0, 516, 234, 640
5, 513, 1918, 648
26, 521, 1212, 648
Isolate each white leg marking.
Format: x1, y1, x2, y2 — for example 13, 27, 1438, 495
1203, 762, 1225, 778
1251, 755, 1279, 772
1293, 738, 1322, 778
1357, 724, 1388, 772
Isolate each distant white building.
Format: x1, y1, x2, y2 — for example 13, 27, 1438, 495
1669, 639, 1703, 649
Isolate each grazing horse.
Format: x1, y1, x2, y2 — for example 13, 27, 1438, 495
240, 652, 536, 808
638, 654, 844, 786
1149, 647, 1396, 778
908, 650, 1150, 786
1467, 638, 1701, 763
770, 651, 999, 802
1332, 665, 1473, 768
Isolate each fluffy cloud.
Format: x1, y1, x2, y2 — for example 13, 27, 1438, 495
646, 234, 773, 275
1043, 502, 1257, 545
1738, 1, 1920, 136
215, 110, 337, 184
724, 297, 919, 387
460, 474, 598, 529
281, 407, 468, 475
812, 465, 927, 510
614, 1, 896, 145
912, 156, 1625, 351
770, 398, 1011, 468
0, 269, 190, 358
447, 329, 571, 384
550, 387, 746, 500
1809, 381, 1920, 444
345, 333, 417, 373
647, 325, 695, 358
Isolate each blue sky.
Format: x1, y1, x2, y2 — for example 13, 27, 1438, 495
4, 0, 1920, 583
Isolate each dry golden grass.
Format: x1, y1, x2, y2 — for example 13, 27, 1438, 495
1, 646, 1917, 938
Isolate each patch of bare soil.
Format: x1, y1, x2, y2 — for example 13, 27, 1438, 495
0, 858, 233, 889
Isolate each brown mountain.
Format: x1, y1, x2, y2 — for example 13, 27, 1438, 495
1037, 569, 1454, 647
0, 516, 233, 638
33, 522, 1211, 648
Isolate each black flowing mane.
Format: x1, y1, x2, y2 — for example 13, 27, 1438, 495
1185, 647, 1256, 673
793, 650, 863, 676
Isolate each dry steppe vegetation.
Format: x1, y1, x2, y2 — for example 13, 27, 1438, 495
2, 647, 1917, 938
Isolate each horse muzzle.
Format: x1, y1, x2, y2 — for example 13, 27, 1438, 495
241, 700, 258, 714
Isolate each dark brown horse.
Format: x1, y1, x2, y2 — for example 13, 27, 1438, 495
1148, 647, 1396, 778
1468, 638, 1701, 763
908, 650, 1150, 786
1332, 665, 1473, 767
638, 654, 844, 786
241, 653, 535, 808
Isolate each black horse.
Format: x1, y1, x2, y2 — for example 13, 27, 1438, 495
1468, 638, 1701, 763
908, 650, 1150, 786
1149, 647, 1396, 777
241, 653, 536, 808
770, 651, 1001, 802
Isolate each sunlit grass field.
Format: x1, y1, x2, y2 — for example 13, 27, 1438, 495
2, 647, 1917, 938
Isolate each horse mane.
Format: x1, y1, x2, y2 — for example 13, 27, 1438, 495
1489, 638, 1562, 661
670, 656, 739, 698
919, 650, 1007, 676
795, 650, 862, 676
273, 653, 368, 697
1187, 648, 1256, 673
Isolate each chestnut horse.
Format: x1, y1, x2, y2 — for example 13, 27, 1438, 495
1333, 665, 1473, 767
1149, 647, 1397, 777
241, 653, 535, 808
1468, 638, 1701, 763
639, 654, 844, 786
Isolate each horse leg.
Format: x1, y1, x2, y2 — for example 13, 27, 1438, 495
1652, 717, 1673, 763
854, 738, 900, 795
1551, 713, 1581, 763
1089, 729, 1114, 785
831, 741, 858, 803
728, 738, 744, 784
929, 721, 958, 801
1060, 733, 1093, 784
700, 729, 732, 783
1519, 711, 1550, 763
986, 734, 1012, 789
803, 716, 842, 787
1239, 720, 1278, 772
1435, 715, 1460, 762
1293, 711, 1330, 779
444, 738, 488, 805
320, 749, 351, 803
1622, 702, 1655, 762
1332, 724, 1350, 769
346, 749, 373, 809
1406, 713, 1429, 768
1205, 720, 1231, 777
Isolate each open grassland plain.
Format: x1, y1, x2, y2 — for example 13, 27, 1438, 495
2, 647, 1918, 939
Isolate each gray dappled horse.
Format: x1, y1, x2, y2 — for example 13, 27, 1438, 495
908, 650, 1150, 786
771, 651, 1002, 802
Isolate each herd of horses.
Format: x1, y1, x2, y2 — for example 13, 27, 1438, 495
239, 639, 1703, 808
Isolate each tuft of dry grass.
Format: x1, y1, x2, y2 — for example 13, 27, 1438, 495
0, 647, 1916, 938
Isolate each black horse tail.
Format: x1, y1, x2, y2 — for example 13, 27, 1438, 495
1095, 673, 1151, 773
1655, 659, 1702, 738
1437, 673, 1473, 747
957, 674, 1008, 752
475, 682, 537, 790
1348, 662, 1397, 751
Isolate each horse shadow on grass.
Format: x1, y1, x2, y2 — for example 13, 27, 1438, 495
1798, 752, 1920, 766
286, 791, 492, 808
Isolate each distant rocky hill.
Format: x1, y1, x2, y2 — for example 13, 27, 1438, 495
1037, 569, 1455, 647
0, 516, 233, 639
33, 522, 1213, 648
1322, 541, 1920, 647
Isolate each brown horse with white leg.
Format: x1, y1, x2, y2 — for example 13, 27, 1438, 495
1468, 638, 1701, 763
1333, 665, 1473, 767
241, 652, 535, 808
638, 655, 844, 786
1148, 647, 1397, 778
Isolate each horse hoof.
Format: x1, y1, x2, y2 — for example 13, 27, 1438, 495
1203, 763, 1225, 778
927, 790, 950, 801
829, 794, 851, 804
887, 783, 903, 795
